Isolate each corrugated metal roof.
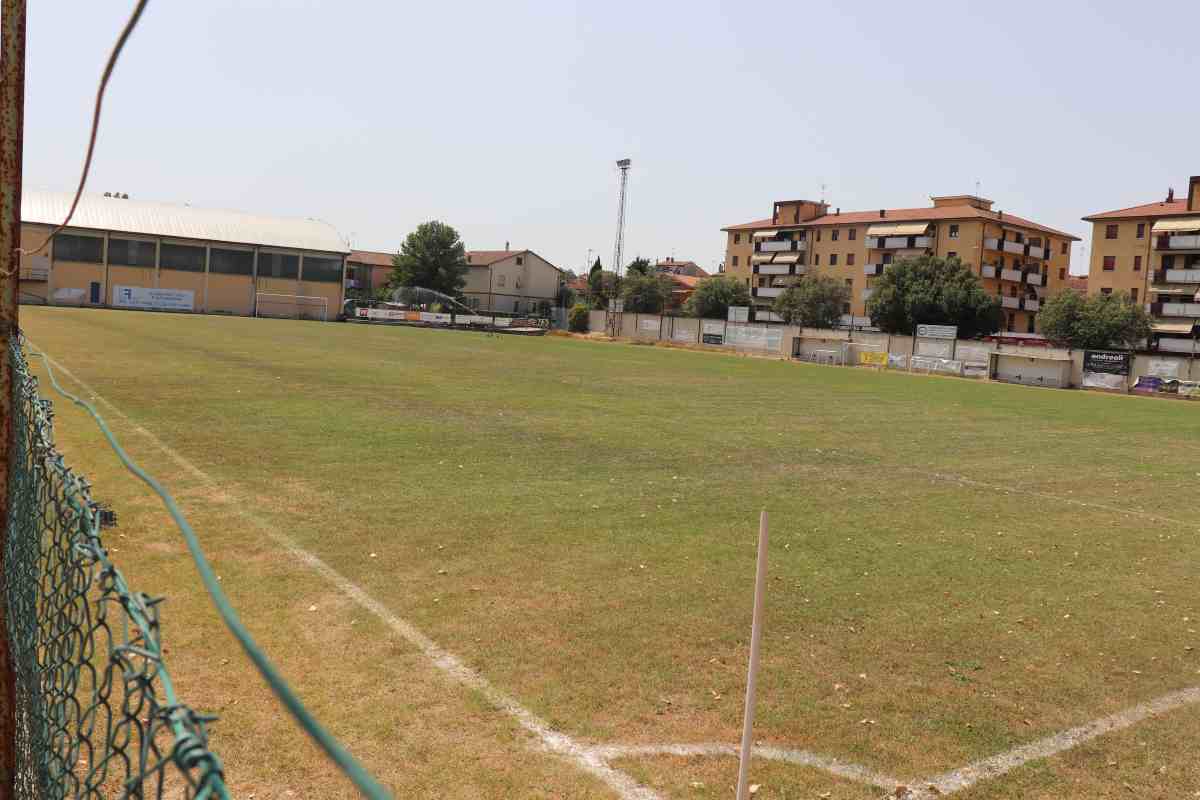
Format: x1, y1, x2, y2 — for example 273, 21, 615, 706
22, 190, 349, 254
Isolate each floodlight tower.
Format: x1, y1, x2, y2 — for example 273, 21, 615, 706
612, 158, 631, 278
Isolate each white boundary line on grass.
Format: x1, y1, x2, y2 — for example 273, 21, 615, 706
34, 347, 1200, 800
34, 351, 662, 800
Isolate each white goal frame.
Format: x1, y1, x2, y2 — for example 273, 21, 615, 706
254, 293, 328, 321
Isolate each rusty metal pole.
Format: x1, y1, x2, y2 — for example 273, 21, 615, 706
0, 0, 26, 797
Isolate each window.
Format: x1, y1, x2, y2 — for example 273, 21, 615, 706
842, 302, 851, 314
160, 243, 205, 272
949, 224, 959, 239
758, 277, 766, 287
882, 253, 893, 264
53, 233, 103, 263
813, 253, 820, 266
829, 254, 838, 265
816, 229, 822, 242
516, 255, 524, 266
1061, 241, 1068, 255
734, 234, 741, 244
1133, 255, 1142, 272
844, 278, 853, 288
1105, 224, 1119, 240
1059, 268, 1066, 280
1131, 287, 1139, 302
848, 228, 857, 241
1162, 255, 1175, 269
732, 255, 739, 267
258, 251, 299, 279
847, 253, 856, 266
947, 251, 958, 260
1102, 256, 1116, 271
209, 248, 253, 275
1136, 223, 1145, 239
497, 274, 507, 287
832, 229, 840, 241
1100, 287, 1113, 295
1029, 237, 1041, 248
107, 238, 155, 267
302, 256, 342, 283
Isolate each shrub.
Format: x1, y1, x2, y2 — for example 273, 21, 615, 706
568, 303, 591, 333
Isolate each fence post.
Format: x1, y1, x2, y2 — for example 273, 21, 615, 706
0, 1, 27, 796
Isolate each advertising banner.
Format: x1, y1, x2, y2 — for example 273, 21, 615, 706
858, 351, 888, 367
915, 339, 954, 358
1083, 351, 1130, 375
916, 323, 957, 339
1132, 376, 1163, 394
357, 308, 407, 321
418, 312, 453, 324
639, 318, 659, 331
702, 333, 724, 345
1145, 358, 1182, 379
887, 353, 908, 370
112, 286, 194, 312
702, 320, 725, 336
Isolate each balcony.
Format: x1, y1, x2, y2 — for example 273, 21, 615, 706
757, 239, 807, 253
753, 286, 785, 299
1027, 245, 1050, 260
985, 238, 1029, 256
1025, 271, 1046, 286
1024, 297, 1040, 312
1154, 302, 1200, 317
757, 264, 796, 276
1156, 235, 1200, 251
865, 236, 933, 250
1000, 268, 1024, 283
864, 263, 887, 276
1000, 296, 1021, 310
1161, 268, 1200, 283
981, 264, 997, 279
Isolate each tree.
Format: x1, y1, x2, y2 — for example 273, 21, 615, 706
568, 303, 591, 332
620, 272, 673, 313
772, 275, 850, 328
1038, 290, 1151, 349
626, 257, 652, 277
865, 254, 1002, 338
389, 221, 468, 297
587, 257, 603, 295
684, 275, 751, 319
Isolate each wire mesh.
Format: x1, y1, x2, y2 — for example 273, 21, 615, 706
3, 335, 228, 799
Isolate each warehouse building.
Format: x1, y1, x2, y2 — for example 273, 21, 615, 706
17, 191, 350, 319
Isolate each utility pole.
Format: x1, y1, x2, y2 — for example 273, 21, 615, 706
0, 0, 25, 794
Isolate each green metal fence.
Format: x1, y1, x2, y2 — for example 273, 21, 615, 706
4, 336, 228, 799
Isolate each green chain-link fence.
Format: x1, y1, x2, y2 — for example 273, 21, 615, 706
3, 336, 228, 799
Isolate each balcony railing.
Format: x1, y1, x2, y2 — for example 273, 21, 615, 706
1161, 268, 1200, 283
864, 263, 887, 276
1027, 245, 1050, 260
1156, 235, 1200, 251
1000, 296, 1021, 309
1025, 271, 1046, 286
757, 239, 807, 253
1024, 297, 1040, 311
865, 236, 933, 250
756, 264, 795, 275
753, 286, 785, 298
981, 264, 997, 279
1155, 302, 1200, 317
985, 238, 1034, 257
1000, 268, 1024, 282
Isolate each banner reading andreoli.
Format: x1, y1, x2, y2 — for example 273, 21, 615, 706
1082, 350, 1130, 390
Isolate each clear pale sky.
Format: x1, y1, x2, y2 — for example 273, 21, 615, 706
20, 0, 1200, 276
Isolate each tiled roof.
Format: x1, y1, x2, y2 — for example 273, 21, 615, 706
1082, 199, 1200, 222
348, 249, 396, 267
1066, 276, 1088, 294
723, 205, 1080, 240
656, 259, 709, 277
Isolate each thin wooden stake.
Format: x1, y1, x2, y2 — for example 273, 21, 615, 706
735, 510, 769, 800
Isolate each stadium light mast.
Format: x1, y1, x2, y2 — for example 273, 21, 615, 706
611, 158, 631, 279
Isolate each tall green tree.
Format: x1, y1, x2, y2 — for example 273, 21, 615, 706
587, 257, 603, 298
620, 272, 673, 313
684, 275, 751, 319
389, 221, 468, 297
1038, 289, 1151, 349
626, 257, 652, 277
865, 255, 1002, 338
772, 275, 850, 328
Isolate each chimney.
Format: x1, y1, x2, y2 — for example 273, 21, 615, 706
998, 210, 1004, 219
505, 240, 510, 251
879, 209, 886, 218
835, 208, 841, 216
1190, 176, 1200, 211
1167, 187, 1175, 203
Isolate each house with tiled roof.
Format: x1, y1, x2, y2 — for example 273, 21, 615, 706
462, 247, 564, 314
721, 194, 1080, 333
1083, 175, 1200, 353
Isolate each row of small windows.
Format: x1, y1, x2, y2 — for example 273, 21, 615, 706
50, 234, 341, 281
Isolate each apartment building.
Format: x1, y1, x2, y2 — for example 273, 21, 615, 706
1082, 176, 1200, 353
461, 249, 565, 313
722, 195, 1077, 332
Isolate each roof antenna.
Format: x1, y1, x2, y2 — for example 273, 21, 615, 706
975, 178, 981, 197
819, 181, 828, 204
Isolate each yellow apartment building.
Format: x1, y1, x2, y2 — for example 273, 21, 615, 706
17, 191, 349, 319
721, 195, 1078, 333
1082, 176, 1200, 353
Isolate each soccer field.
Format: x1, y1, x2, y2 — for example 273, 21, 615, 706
19, 306, 1200, 800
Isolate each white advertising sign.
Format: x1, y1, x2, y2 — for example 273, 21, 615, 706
112, 285, 194, 311
727, 306, 750, 323
639, 318, 659, 331
702, 320, 725, 336
357, 308, 408, 321
915, 339, 954, 359
916, 323, 957, 339
418, 312, 453, 324
1145, 358, 1182, 379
